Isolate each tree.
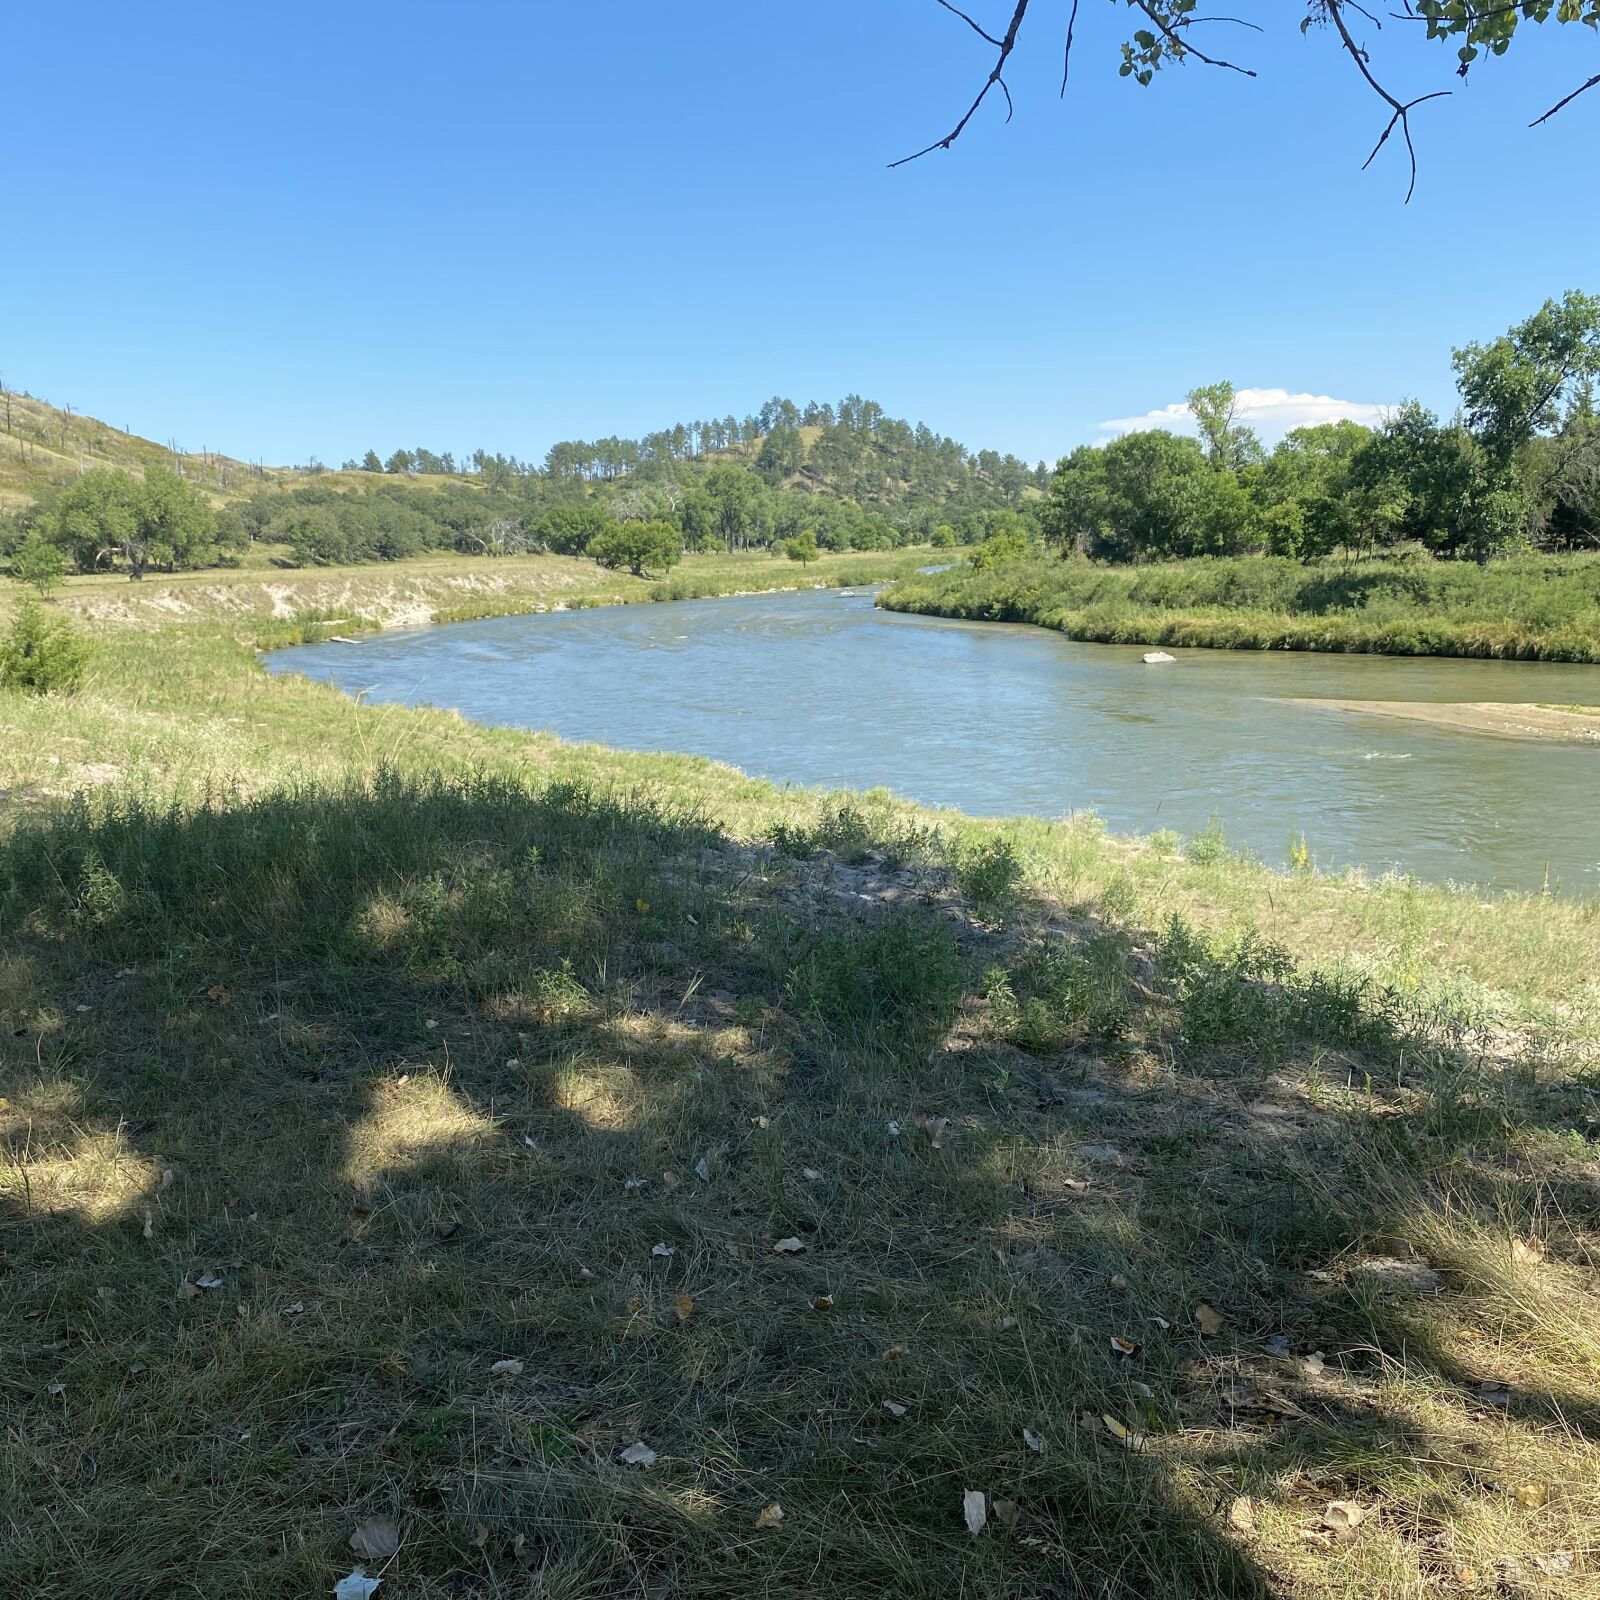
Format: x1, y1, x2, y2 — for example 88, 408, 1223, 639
1187, 381, 1261, 472
895, 1, 1600, 201
535, 504, 611, 556
139, 466, 219, 574
757, 424, 807, 483
384, 449, 415, 474
11, 531, 68, 596
703, 463, 765, 551
361, 450, 383, 472
587, 520, 682, 577
1452, 291, 1600, 468
783, 532, 820, 564
1043, 431, 1255, 561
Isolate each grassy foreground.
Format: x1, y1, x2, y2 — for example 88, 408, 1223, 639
3, 552, 1599, 1600
881, 553, 1600, 662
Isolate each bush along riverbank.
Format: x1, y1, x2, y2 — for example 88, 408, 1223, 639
879, 553, 1600, 662
3, 553, 1600, 1598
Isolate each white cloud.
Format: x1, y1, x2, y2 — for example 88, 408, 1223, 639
1096, 387, 1393, 445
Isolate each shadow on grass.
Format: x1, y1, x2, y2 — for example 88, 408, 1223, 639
2, 772, 1595, 1598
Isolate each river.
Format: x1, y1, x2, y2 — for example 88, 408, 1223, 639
266, 586, 1600, 893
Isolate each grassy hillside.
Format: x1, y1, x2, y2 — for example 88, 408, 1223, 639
1, 551, 1598, 1599
882, 552, 1600, 663
0, 388, 284, 511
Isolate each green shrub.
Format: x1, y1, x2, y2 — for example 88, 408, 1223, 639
986, 932, 1131, 1053
0, 596, 91, 694
954, 834, 1023, 907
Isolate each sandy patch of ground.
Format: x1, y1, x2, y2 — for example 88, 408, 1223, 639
1293, 698, 1600, 744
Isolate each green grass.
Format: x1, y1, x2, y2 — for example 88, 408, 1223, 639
881, 552, 1600, 662
2, 552, 1599, 1599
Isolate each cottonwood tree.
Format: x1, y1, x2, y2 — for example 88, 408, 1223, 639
897, 1, 1600, 199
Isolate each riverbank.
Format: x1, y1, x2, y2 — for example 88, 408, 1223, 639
29, 545, 932, 642
3, 556, 1599, 1600
880, 552, 1600, 663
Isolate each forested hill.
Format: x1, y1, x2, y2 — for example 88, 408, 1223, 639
3, 388, 1048, 574
345, 393, 1048, 509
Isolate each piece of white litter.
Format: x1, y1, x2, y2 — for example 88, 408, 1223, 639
424, 1019, 438, 1030
694, 1156, 712, 1183
883, 1400, 907, 1418
886, 1120, 902, 1137
489, 1359, 524, 1376
651, 1242, 674, 1259
1023, 1428, 1045, 1453
619, 1441, 657, 1466
963, 1490, 988, 1535
802, 1168, 823, 1182
773, 1237, 806, 1254
624, 1176, 649, 1192
334, 1569, 382, 1600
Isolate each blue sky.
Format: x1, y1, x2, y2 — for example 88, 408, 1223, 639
4, 2, 1596, 468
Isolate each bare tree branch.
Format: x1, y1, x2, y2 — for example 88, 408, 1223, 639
1325, 0, 1449, 203
934, 0, 1003, 48
891, 0, 1031, 167
1061, 0, 1081, 96
1530, 70, 1600, 128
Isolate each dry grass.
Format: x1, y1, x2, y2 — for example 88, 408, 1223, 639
1, 559, 1598, 1598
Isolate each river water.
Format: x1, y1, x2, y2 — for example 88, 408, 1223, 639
266, 587, 1600, 893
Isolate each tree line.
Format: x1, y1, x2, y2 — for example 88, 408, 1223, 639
1, 393, 1044, 584
1042, 292, 1599, 566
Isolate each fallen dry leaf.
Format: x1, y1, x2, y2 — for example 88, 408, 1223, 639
694, 1156, 712, 1183
489, 1359, 524, 1376
1195, 1303, 1226, 1337
963, 1489, 987, 1535
1321, 1500, 1367, 1539
882, 1344, 908, 1361
1513, 1481, 1548, 1509
996, 1314, 1017, 1331
348, 1516, 402, 1561
674, 1293, 695, 1322
1228, 1497, 1257, 1534
773, 1237, 806, 1254
883, 1400, 908, 1418
207, 984, 232, 1006
755, 1503, 784, 1530
1110, 1335, 1141, 1358
471, 1523, 489, 1549
1511, 1236, 1545, 1265
635, 898, 650, 915
619, 1441, 657, 1467
1301, 1351, 1327, 1378
809, 1294, 834, 1313
281, 1301, 305, 1316
801, 1167, 823, 1182
1532, 1551, 1574, 1577
1101, 1414, 1146, 1450
992, 1497, 1020, 1531
650, 1242, 674, 1259
333, 1569, 382, 1600
1023, 1428, 1045, 1454
1062, 1176, 1089, 1192
1108, 1273, 1129, 1290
